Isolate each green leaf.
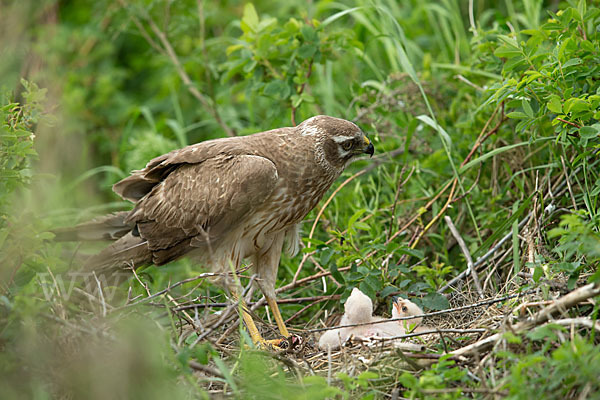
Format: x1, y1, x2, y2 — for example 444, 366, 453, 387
380, 285, 398, 298
353, 221, 371, 231
562, 57, 582, 69
291, 94, 302, 108
300, 25, 318, 42
579, 125, 599, 139
242, 59, 257, 73
241, 3, 259, 33
577, 0, 587, 22
320, 248, 334, 265
348, 208, 367, 228
526, 324, 565, 341
330, 263, 345, 284
262, 80, 290, 99
37, 231, 55, 240
321, 7, 365, 26
564, 98, 589, 114
298, 44, 317, 59
547, 95, 563, 113
532, 265, 543, 282
364, 273, 382, 292
257, 17, 277, 33
494, 43, 522, 58
503, 332, 522, 344
507, 111, 528, 119
416, 115, 452, 148
397, 247, 424, 259
522, 99, 534, 118
300, 92, 315, 103
421, 292, 448, 310
359, 280, 376, 300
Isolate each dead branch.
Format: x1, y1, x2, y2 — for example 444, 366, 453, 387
172, 294, 341, 311
450, 283, 600, 358
189, 360, 226, 379
444, 216, 484, 298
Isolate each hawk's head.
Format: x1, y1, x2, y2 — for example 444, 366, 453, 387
298, 115, 375, 171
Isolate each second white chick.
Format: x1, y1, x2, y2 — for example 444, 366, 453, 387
364, 297, 425, 337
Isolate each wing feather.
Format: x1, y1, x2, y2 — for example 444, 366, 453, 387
125, 154, 279, 258
112, 130, 291, 202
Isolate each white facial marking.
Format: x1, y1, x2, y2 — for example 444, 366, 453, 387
332, 135, 350, 143
337, 147, 352, 158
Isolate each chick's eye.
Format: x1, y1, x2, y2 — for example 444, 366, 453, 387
341, 141, 353, 151
402, 306, 408, 312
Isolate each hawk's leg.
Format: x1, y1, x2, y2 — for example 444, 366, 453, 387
252, 235, 291, 340
230, 291, 283, 349
266, 295, 290, 337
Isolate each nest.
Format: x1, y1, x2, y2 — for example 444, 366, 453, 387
180, 269, 600, 395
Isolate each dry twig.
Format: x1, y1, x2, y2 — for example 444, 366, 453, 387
444, 216, 484, 299
450, 283, 600, 358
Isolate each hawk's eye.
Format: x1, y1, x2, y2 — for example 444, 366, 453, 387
402, 306, 408, 312
341, 141, 353, 151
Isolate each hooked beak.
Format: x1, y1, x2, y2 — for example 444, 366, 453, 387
391, 296, 400, 312
391, 297, 401, 314
362, 135, 374, 157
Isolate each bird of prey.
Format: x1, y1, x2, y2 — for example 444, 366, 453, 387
59, 115, 374, 347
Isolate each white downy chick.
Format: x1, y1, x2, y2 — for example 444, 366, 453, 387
319, 288, 375, 350
391, 297, 428, 333
363, 297, 425, 337
318, 289, 430, 350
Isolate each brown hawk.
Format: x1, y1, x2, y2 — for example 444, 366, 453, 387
58, 115, 374, 346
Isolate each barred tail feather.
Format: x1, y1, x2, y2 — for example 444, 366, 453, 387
84, 232, 152, 273
53, 211, 133, 242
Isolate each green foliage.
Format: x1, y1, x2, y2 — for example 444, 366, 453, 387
502, 333, 600, 399
224, 3, 358, 117
0, 302, 198, 399
336, 371, 379, 399
0, 81, 59, 287
491, 1, 600, 143
399, 356, 472, 399
2, 0, 600, 398
236, 351, 344, 399
548, 211, 600, 285
0, 80, 43, 217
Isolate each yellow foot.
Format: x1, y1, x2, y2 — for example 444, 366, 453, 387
253, 335, 302, 352
254, 338, 286, 351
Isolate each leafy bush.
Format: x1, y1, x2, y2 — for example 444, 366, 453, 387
0, 80, 43, 216
2, 0, 600, 398
503, 330, 600, 399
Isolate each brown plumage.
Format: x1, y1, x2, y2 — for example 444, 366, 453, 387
60, 115, 374, 345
